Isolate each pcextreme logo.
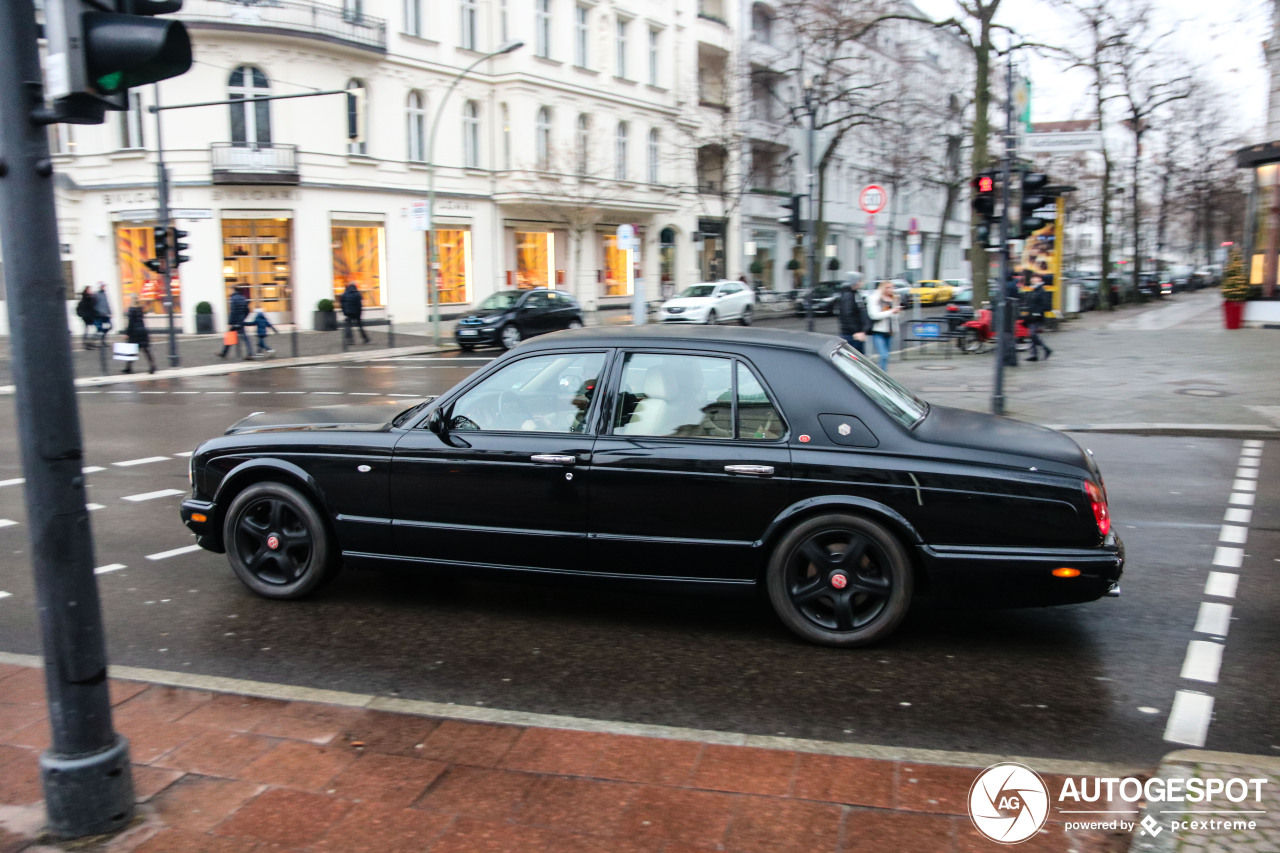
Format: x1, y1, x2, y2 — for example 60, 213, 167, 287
968, 763, 1051, 844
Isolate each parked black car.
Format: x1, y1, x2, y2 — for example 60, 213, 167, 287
181, 326, 1123, 648
454, 288, 584, 350
793, 281, 842, 316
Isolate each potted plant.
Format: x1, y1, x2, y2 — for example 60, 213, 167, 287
827, 257, 841, 272
194, 301, 215, 335
314, 298, 338, 331
1221, 248, 1248, 330
786, 258, 802, 288
749, 259, 764, 288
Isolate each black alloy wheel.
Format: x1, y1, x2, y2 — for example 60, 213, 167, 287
223, 482, 336, 599
767, 513, 912, 647
500, 324, 523, 349
739, 305, 753, 326
706, 309, 718, 325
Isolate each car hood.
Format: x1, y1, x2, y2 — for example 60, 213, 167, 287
662, 297, 714, 309
913, 405, 1090, 471
460, 308, 508, 321
225, 401, 420, 434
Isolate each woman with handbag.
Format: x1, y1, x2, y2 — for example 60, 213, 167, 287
866, 280, 901, 372
122, 296, 156, 374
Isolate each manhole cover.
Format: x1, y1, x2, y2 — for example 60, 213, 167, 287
1175, 388, 1230, 398
915, 364, 957, 371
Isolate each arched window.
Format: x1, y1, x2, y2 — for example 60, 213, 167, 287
460, 0, 478, 49
536, 107, 551, 170
575, 114, 590, 175
647, 128, 659, 184
615, 121, 628, 181
407, 91, 426, 162
346, 78, 367, 155
463, 100, 480, 168
229, 65, 271, 146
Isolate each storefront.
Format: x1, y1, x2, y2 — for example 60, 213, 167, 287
331, 216, 384, 308
222, 215, 292, 316
658, 227, 677, 298
698, 217, 727, 282
515, 230, 554, 289
429, 227, 472, 305
115, 221, 178, 315
601, 232, 631, 297
748, 228, 778, 291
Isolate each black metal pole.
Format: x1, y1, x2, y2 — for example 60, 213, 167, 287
804, 85, 817, 333
992, 50, 1016, 415
0, 0, 133, 837
153, 85, 178, 367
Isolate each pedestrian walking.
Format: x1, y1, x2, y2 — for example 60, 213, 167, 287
93, 282, 113, 347
837, 272, 871, 354
866, 279, 901, 372
219, 286, 251, 359
250, 307, 278, 357
122, 296, 157, 374
340, 282, 370, 344
76, 287, 98, 349
1025, 276, 1053, 362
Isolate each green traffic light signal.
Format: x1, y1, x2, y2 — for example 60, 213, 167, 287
84, 11, 192, 95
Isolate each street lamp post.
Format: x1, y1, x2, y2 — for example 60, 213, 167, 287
802, 76, 821, 333
425, 40, 523, 345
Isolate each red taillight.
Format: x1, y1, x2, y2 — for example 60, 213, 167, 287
1084, 481, 1110, 537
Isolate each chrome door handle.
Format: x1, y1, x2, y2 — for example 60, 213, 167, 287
531, 454, 577, 465
725, 464, 774, 476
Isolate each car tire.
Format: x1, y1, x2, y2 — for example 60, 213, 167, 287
739, 306, 753, 326
706, 310, 718, 325
567, 319, 584, 330
459, 344, 475, 352
500, 324, 522, 349
223, 481, 337, 600
961, 329, 985, 353
767, 513, 913, 647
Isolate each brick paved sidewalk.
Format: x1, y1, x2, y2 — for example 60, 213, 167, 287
0, 663, 1134, 853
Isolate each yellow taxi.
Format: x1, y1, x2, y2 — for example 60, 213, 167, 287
908, 280, 956, 305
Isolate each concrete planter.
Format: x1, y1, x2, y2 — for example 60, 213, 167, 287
313, 310, 338, 331
195, 313, 215, 335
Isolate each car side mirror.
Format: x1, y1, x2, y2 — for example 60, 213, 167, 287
426, 408, 445, 435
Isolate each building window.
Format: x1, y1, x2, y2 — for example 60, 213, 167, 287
602, 234, 629, 295
648, 28, 659, 86
501, 102, 511, 169
404, 0, 421, 35
229, 66, 272, 146
119, 90, 145, 150
536, 107, 551, 170
461, 0, 477, 50
575, 5, 589, 67
331, 219, 384, 308
430, 228, 472, 303
615, 121, 628, 181
221, 217, 293, 315
751, 3, 772, 44
463, 100, 480, 168
346, 79, 367, 155
117, 223, 178, 315
516, 230, 553, 288
616, 18, 628, 78
536, 0, 551, 59
576, 114, 590, 175
648, 128, 659, 184
500, 0, 508, 42
407, 91, 426, 162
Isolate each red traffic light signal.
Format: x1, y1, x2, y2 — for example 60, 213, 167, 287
976, 175, 994, 194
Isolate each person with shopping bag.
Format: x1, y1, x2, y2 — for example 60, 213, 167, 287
219, 286, 251, 359
120, 295, 157, 374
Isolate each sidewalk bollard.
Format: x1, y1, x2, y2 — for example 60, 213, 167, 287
99, 340, 108, 375
290, 324, 299, 359
387, 315, 394, 349
341, 322, 348, 353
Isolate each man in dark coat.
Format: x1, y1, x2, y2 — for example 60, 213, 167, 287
340, 282, 370, 344
837, 272, 871, 354
122, 296, 157, 374
76, 287, 98, 349
219, 286, 251, 359
1025, 276, 1053, 362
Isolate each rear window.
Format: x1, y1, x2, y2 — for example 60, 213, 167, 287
830, 344, 928, 429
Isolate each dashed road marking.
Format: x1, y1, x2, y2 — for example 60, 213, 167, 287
0, 478, 25, 488
94, 564, 126, 575
1224, 508, 1252, 524
1211, 546, 1244, 568
174, 451, 193, 458
1231, 479, 1257, 492
122, 489, 185, 502
1229, 492, 1255, 506
1180, 640, 1224, 683
0, 591, 10, 600
86, 503, 104, 511
1204, 572, 1239, 598
146, 544, 202, 561
113, 456, 169, 467
82, 466, 105, 474
1243, 439, 1264, 448
1238, 457, 1261, 468
1234, 467, 1259, 479
0, 519, 16, 529
1193, 602, 1232, 637
1218, 525, 1248, 545
1164, 690, 1214, 747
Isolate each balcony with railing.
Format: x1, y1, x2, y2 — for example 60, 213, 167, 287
211, 143, 300, 184
179, 0, 387, 52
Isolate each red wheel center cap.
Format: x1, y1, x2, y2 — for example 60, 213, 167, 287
266, 534, 280, 550
830, 573, 848, 590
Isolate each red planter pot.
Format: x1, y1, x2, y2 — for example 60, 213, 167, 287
1223, 300, 1245, 330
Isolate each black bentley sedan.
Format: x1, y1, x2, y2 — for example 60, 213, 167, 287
454, 288, 584, 350
181, 326, 1122, 647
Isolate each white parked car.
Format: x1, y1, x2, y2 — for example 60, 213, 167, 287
657, 280, 755, 325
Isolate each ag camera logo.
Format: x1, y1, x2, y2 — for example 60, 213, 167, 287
969, 762, 1051, 844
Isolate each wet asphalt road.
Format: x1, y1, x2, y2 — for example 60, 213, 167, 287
0, 345, 1275, 769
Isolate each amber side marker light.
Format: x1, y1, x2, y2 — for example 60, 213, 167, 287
190, 513, 207, 523
1052, 568, 1081, 578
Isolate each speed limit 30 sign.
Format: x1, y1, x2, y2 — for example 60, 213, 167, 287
859, 185, 888, 215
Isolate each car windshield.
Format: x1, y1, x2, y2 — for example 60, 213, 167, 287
679, 284, 717, 298
830, 344, 928, 429
478, 292, 521, 310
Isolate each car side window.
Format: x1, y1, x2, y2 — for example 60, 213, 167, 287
526, 293, 550, 310
737, 362, 784, 440
613, 353, 733, 438
448, 352, 606, 433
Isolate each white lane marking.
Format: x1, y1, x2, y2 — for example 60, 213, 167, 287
0, 520, 16, 529
1164, 690, 1214, 746
349, 392, 377, 396
1212, 546, 1244, 568
1237, 457, 1261, 468
1180, 641, 1224, 683
1228, 492, 1255, 506
86, 503, 104, 511
146, 544, 202, 561
174, 451, 193, 458
1234, 467, 1260, 480
206, 391, 234, 395
0, 478, 25, 488
311, 391, 344, 395
384, 356, 492, 362
82, 466, 105, 474
1193, 602, 1232, 637
140, 391, 166, 395
1243, 439, 1264, 448
122, 489, 185, 502
171, 390, 202, 395
1224, 508, 1252, 524
1204, 572, 1239, 598
274, 391, 306, 394
113, 456, 169, 467
94, 564, 126, 575
1241, 447, 1262, 457
239, 391, 270, 395
1218, 525, 1248, 545
1231, 479, 1257, 492
107, 391, 131, 394
0, 591, 10, 600
388, 393, 420, 397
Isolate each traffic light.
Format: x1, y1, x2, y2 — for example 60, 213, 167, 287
1019, 172, 1050, 237
970, 172, 998, 248
43, 0, 193, 124
170, 226, 189, 267
144, 225, 169, 273
779, 195, 804, 234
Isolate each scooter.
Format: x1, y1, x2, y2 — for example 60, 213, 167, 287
957, 306, 1031, 354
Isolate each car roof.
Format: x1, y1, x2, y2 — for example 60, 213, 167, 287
515, 323, 835, 355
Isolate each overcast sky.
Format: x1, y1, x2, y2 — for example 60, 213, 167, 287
910, 0, 1272, 140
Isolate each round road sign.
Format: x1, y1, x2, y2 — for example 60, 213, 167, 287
859, 185, 887, 215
